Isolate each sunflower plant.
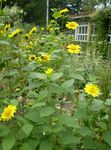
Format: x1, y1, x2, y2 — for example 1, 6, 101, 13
0, 8, 111, 150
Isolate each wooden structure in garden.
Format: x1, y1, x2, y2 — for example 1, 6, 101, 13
70, 13, 111, 44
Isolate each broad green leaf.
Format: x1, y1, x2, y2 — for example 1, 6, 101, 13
91, 99, 104, 111
0, 40, 10, 45
105, 99, 111, 106
98, 121, 107, 129
78, 126, 94, 137
70, 73, 84, 81
29, 73, 47, 80
40, 106, 55, 117
103, 131, 111, 146
52, 11, 61, 19
2, 133, 15, 150
74, 108, 87, 120
16, 116, 29, 124
39, 140, 52, 150
83, 137, 97, 149
32, 102, 46, 108
20, 143, 31, 150
50, 72, 63, 81
61, 133, 80, 145
59, 114, 79, 128
37, 90, 48, 100
22, 124, 33, 135
0, 125, 10, 137
25, 110, 41, 122
61, 79, 74, 89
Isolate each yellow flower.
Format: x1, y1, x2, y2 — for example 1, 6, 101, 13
4, 24, 10, 31
24, 33, 30, 39
29, 55, 37, 61
26, 41, 34, 49
9, 29, 22, 38
45, 68, 53, 75
41, 27, 44, 31
66, 44, 81, 54
29, 27, 37, 35
60, 8, 69, 14
15, 88, 20, 92
38, 54, 51, 62
1, 105, 17, 121
66, 22, 78, 30
84, 84, 100, 97
49, 28, 54, 32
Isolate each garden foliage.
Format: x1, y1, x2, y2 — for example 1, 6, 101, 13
0, 8, 111, 150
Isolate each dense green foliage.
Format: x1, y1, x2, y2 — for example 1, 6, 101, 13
92, 8, 111, 57
1, 8, 111, 150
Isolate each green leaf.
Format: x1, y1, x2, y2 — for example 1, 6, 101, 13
25, 110, 41, 122
103, 131, 111, 146
22, 124, 33, 135
0, 125, 10, 137
98, 121, 107, 129
59, 114, 79, 128
32, 102, 46, 108
61, 79, 74, 89
52, 11, 61, 19
74, 108, 87, 120
91, 99, 104, 111
0, 40, 10, 45
2, 133, 15, 150
61, 133, 80, 145
70, 73, 84, 81
50, 72, 63, 81
20, 143, 31, 150
105, 99, 111, 106
39, 140, 52, 150
78, 127, 94, 137
83, 137, 97, 149
40, 106, 55, 117
29, 73, 47, 80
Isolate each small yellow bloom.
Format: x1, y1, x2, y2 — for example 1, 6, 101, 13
24, 33, 30, 39
41, 27, 44, 31
29, 55, 37, 61
84, 84, 100, 97
1, 105, 17, 121
15, 88, 20, 92
45, 68, 53, 75
49, 28, 54, 32
4, 24, 10, 31
66, 44, 81, 54
60, 8, 69, 14
29, 27, 37, 35
38, 54, 51, 62
66, 22, 78, 30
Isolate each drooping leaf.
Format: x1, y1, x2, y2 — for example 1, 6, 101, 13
61, 79, 74, 89
2, 133, 15, 150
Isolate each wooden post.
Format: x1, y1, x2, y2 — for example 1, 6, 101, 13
46, 0, 49, 27
87, 21, 92, 42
